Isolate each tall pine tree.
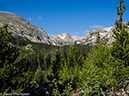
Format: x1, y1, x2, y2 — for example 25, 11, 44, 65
67, 41, 84, 67
111, 0, 129, 67
47, 48, 63, 82
96, 32, 102, 45
95, 32, 102, 49
0, 24, 26, 92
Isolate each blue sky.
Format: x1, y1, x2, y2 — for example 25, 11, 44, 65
1, 0, 129, 36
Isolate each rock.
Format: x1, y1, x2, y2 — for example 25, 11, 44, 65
123, 80, 129, 92
106, 87, 128, 96
115, 91, 127, 96
25, 44, 34, 51
0, 11, 50, 44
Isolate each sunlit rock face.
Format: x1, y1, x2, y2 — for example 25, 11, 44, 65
0, 11, 51, 44
49, 33, 85, 46
83, 26, 115, 47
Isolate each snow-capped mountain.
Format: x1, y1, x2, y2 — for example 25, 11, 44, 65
49, 26, 124, 47
49, 33, 85, 45
51, 25, 129, 47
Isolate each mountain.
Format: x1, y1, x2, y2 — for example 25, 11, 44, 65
50, 25, 129, 47
0, 11, 51, 44
82, 26, 115, 47
80, 25, 129, 47
0, 11, 129, 47
49, 33, 85, 45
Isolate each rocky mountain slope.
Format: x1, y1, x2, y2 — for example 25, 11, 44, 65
51, 25, 129, 47
49, 33, 85, 45
0, 11, 51, 44
79, 26, 115, 47
0, 11, 86, 46
81, 24, 129, 47
0, 11, 129, 47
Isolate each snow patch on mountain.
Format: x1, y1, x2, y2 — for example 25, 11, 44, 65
72, 36, 85, 40
57, 33, 67, 39
102, 27, 112, 31
53, 42, 56, 45
77, 42, 80, 44
100, 33, 106, 35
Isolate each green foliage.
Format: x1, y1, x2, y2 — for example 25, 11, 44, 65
1, 1, 129, 95
109, 0, 129, 90
56, 41, 85, 95
68, 41, 84, 67
47, 49, 66, 94
111, 0, 129, 67
78, 0, 129, 95
94, 43, 111, 68
79, 68, 101, 96
78, 43, 119, 95
109, 57, 129, 90
0, 24, 26, 92
34, 66, 42, 85
49, 49, 63, 80
67, 41, 84, 84
68, 41, 78, 67
96, 32, 101, 44
51, 79, 75, 96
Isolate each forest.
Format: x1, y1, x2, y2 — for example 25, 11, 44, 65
1, 0, 129, 96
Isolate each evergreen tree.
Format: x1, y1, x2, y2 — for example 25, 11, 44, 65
47, 49, 65, 93
0, 24, 26, 92
109, 0, 129, 90
46, 52, 51, 69
68, 41, 78, 67
96, 32, 102, 45
67, 41, 84, 67
63, 47, 68, 62
48, 49, 63, 81
111, 0, 129, 67
66, 41, 84, 90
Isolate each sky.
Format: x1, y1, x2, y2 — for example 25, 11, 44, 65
1, 0, 129, 36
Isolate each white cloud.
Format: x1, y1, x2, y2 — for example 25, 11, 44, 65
79, 29, 89, 34
70, 29, 89, 36
83, 30, 89, 34
70, 32, 79, 35
28, 18, 32, 20
89, 25, 103, 28
48, 33, 57, 36
74, 32, 79, 34
38, 17, 42, 19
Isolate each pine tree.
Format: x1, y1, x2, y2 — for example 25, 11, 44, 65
63, 47, 68, 62
67, 41, 84, 67
96, 32, 102, 44
67, 41, 84, 89
46, 52, 51, 69
68, 41, 78, 67
48, 49, 63, 82
111, 0, 129, 67
47, 48, 65, 93
94, 32, 102, 50
0, 24, 26, 92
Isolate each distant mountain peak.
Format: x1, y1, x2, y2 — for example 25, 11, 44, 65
57, 33, 72, 39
